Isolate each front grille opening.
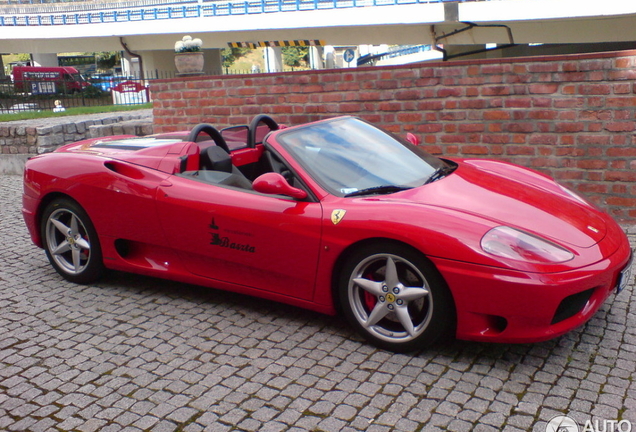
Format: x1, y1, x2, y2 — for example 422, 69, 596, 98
551, 288, 595, 324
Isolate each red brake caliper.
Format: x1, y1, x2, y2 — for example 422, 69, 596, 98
362, 271, 378, 311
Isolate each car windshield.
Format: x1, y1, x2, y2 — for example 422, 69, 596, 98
276, 117, 449, 197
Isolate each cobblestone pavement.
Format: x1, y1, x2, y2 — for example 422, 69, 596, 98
1, 173, 635, 432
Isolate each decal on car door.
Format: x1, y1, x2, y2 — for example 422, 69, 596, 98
156, 178, 322, 300
209, 218, 256, 253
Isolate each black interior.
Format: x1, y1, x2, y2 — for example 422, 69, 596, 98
180, 115, 298, 191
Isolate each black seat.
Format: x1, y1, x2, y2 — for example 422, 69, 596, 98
197, 146, 252, 189
200, 146, 233, 173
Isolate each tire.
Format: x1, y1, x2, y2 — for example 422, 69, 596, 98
41, 198, 104, 284
338, 243, 455, 353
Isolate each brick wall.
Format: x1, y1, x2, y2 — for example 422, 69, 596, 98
151, 50, 636, 221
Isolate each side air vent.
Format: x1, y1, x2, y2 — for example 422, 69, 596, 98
551, 288, 595, 324
104, 161, 144, 179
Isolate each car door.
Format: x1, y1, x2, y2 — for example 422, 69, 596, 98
155, 176, 323, 301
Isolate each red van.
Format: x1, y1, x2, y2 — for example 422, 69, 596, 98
12, 66, 89, 94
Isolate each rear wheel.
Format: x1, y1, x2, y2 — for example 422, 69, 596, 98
339, 243, 455, 352
41, 198, 104, 284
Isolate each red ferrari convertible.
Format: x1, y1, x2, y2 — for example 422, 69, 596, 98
22, 115, 632, 352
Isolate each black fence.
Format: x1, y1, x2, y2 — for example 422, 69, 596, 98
0, 67, 313, 114
0, 74, 152, 114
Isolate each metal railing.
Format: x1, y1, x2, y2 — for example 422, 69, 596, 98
0, 67, 309, 112
0, 75, 150, 113
357, 44, 433, 66
0, 0, 473, 26
1, 0, 198, 13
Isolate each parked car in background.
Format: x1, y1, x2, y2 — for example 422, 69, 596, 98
0, 102, 40, 114
12, 66, 89, 94
88, 73, 132, 91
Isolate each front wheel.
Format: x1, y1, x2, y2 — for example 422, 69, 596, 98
41, 198, 104, 284
339, 243, 455, 352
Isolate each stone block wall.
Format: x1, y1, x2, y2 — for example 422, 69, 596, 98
0, 110, 153, 155
0, 110, 153, 174
152, 51, 636, 221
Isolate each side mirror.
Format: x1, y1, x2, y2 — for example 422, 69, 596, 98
253, 173, 307, 199
405, 132, 421, 146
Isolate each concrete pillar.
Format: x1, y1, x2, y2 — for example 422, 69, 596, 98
121, 52, 139, 77
138, 50, 174, 78
309, 46, 324, 70
31, 53, 58, 67
264, 47, 283, 73
203, 49, 223, 75
324, 46, 335, 69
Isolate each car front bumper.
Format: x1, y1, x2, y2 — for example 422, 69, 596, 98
431, 239, 632, 344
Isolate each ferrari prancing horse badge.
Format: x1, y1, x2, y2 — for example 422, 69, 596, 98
331, 209, 346, 225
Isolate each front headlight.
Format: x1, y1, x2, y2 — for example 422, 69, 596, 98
481, 226, 574, 264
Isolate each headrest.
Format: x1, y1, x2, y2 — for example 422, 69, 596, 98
200, 146, 232, 173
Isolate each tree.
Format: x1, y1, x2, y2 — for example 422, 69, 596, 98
95, 52, 119, 70
222, 47, 250, 68
282, 46, 309, 68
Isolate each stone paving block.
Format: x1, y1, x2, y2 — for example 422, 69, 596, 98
1, 174, 636, 431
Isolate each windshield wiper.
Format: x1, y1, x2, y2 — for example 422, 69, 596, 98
424, 165, 456, 185
345, 185, 413, 197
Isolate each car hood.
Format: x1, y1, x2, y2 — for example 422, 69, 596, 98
394, 159, 607, 248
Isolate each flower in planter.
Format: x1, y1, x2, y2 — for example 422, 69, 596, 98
175, 35, 203, 53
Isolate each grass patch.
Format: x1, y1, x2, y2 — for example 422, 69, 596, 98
0, 102, 152, 122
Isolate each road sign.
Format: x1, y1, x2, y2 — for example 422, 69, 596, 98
343, 49, 355, 64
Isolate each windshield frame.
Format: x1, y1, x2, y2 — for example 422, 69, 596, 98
275, 116, 449, 198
